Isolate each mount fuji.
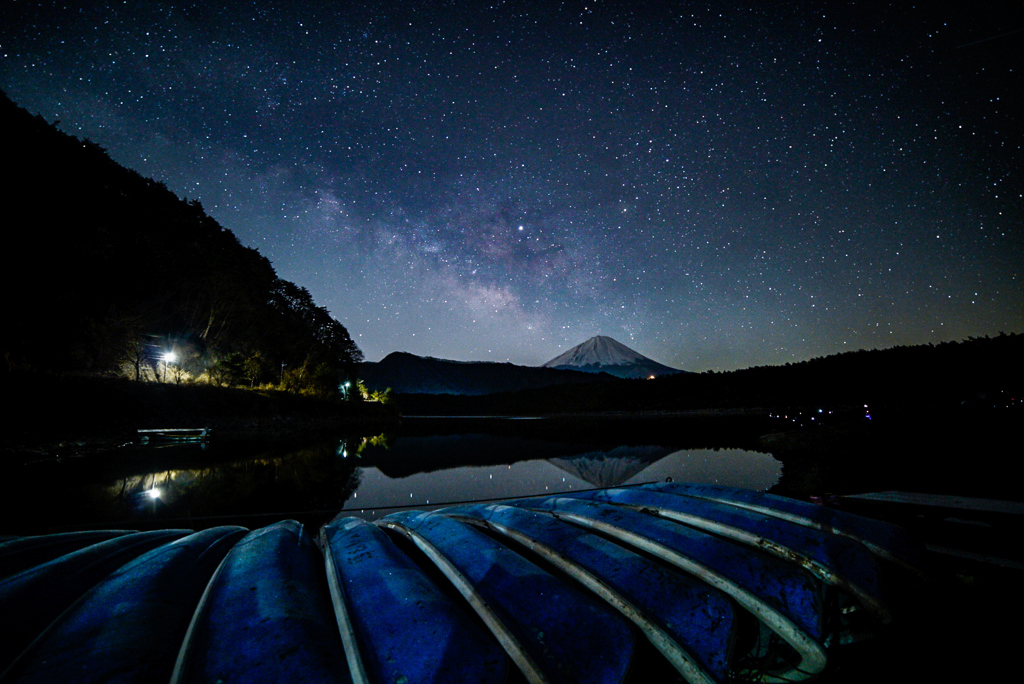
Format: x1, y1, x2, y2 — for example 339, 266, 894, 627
542, 336, 684, 379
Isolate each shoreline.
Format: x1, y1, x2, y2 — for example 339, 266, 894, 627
4, 372, 1020, 504
0, 372, 399, 462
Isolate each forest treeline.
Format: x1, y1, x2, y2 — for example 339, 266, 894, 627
399, 333, 1023, 415
0, 90, 360, 396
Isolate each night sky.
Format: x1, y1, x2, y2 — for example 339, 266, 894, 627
2, 1, 1021, 371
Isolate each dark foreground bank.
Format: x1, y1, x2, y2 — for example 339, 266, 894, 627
0, 372, 399, 460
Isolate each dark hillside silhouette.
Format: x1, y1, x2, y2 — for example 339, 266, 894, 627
0, 90, 359, 393
359, 351, 614, 395
399, 334, 1023, 414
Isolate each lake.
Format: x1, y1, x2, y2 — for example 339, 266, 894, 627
1, 415, 1010, 683
1, 420, 781, 534
346, 436, 781, 519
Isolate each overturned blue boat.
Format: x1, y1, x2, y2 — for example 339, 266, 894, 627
0, 483, 930, 683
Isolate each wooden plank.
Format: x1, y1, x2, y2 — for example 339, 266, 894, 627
137, 428, 210, 444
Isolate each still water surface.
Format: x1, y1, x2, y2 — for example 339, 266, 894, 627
2, 428, 781, 533
348, 440, 780, 519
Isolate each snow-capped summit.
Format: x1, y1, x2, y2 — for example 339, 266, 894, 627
542, 335, 683, 379
543, 336, 647, 368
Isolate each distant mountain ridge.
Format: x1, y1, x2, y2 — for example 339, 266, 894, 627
388, 333, 1023, 416
362, 336, 681, 394
359, 351, 614, 395
543, 335, 683, 379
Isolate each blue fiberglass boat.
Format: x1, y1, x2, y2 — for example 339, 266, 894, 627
446, 503, 737, 684
635, 483, 932, 579
498, 496, 829, 680
170, 521, 350, 684
1, 527, 246, 683
0, 530, 135, 580
560, 487, 890, 623
381, 510, 636, 684
0, 485, 932, 683
0, 529, 190, 672
322, 517, 508, 684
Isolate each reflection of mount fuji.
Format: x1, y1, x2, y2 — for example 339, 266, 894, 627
548, 445, 673, 488
356, 433, 674, 485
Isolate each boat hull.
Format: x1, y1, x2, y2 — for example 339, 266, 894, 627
322, 517, 508, 684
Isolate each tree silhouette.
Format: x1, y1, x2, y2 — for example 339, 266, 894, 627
0, 88, 361, 396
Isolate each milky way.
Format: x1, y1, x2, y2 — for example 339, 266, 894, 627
2, 1, 1020, 370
